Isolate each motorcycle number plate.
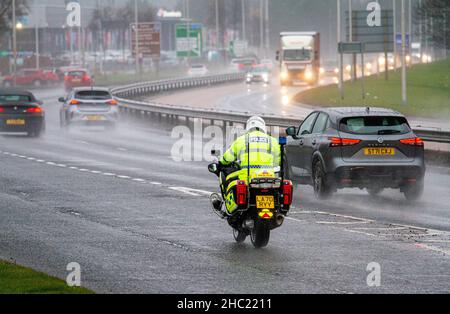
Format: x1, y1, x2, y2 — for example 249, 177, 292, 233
256, 195, 274, 209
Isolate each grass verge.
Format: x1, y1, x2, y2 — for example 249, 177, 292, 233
0, 260, 94, 294
294, 59, 450, 119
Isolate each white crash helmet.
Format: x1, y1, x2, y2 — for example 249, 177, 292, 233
246, 116, 267, 133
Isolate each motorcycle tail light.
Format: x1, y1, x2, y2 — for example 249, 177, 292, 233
236, 180, 247, 206
282, 180, 293, 205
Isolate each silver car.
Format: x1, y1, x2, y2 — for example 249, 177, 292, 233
59, 87, 119, 129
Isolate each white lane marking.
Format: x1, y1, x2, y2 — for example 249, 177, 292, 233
117, 147, 128, 152
316, 221, 370, 225
169, 187, 201, 196
176, 187, 213, 196
415, 243, 450, 255
46, 162, 56, 165
352, 226, 408, 231
150, 182, 162, 185
294, 210, 374, 223
343, 229, 379, 237
90, 170, 102, 174
102, 172, 116, 176
117, 175, 131, 179
57, 164, 67, 168
285, 216, 306, 223
132, 178, 146, 183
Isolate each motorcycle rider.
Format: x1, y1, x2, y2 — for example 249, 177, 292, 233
211, 116, 281, 216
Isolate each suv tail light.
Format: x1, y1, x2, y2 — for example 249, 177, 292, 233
70, 100, 80, 105
0, 107, 4, 113
236, 180, 248, 206
107, 99, 118, 106
400, 137, 424, 146
329, 137, 361, 147
282, 180, 293, 205
82, 75, 91, 82
26, 107, 43, 113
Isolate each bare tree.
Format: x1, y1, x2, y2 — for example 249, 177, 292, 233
0, 0, 28, 34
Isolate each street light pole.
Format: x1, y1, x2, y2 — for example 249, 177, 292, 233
337, 0, 344, 99
408, 0, 412, 59
186, 0, 191, 60
215, 0, 220, 49
265, 0, 269, 58
241, 0, 246, 42
393, 0, 397, 70
260, 0, 264, 57
401, 0, 407, 105
12, 0, 17, 86
348, 0, 356, 83
35, 7, 40, 70
134, 0, 139, 75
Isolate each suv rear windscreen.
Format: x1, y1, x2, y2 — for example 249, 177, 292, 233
75, 91, 111, 100
339, 116, 411, 135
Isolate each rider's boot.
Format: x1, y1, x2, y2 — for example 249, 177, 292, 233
210, 193, 226, 218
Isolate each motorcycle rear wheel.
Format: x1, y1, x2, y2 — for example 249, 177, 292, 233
250, 220, 270, 248
233, 228, 247, 243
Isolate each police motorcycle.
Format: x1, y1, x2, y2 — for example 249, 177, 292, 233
208, 137, 293, 248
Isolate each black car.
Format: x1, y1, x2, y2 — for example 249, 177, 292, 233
0, 88, 45, 137
285, 107, 426, 201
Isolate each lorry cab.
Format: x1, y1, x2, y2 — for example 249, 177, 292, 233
277, 32, 320, 86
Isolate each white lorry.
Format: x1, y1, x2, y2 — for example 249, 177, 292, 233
276, 32, 320, 86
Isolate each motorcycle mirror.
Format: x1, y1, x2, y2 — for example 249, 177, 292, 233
58, 97, 66, 103
211, 149, 221, 157
208, 163, 218, 174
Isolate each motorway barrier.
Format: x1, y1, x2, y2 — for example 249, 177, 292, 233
111, 73, 450, 144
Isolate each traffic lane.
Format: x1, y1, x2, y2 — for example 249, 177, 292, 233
0, 123, 217, 192
9, 86, 450, 237
292, 168, 450, 232
3, 103, 450, 233
1, 153, 450, 293
0, 90, 214, 189
147, 81, 313, 118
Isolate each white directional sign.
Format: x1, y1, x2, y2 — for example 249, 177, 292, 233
66, 2, 81, 27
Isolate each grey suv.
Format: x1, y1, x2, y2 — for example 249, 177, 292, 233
285, 107, 425, 201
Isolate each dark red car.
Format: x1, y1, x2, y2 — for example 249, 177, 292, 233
3, 69, 59, 88
64, 69, 93, 92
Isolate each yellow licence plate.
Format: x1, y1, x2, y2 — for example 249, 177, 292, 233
6, 119, 25, 125
87, 115, 102, 121
256, 195, 274, 209
364, 148, 395, 156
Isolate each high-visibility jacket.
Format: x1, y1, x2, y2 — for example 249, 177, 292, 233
220, 130, 281, 183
